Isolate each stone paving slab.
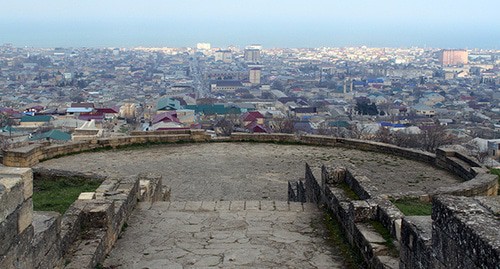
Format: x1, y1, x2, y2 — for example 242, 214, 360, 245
103, 201, 344, 269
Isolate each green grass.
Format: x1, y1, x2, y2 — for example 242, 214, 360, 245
322, 210, 366, 269
33, 178, 102, 214
368, 220, 399, 257
338, 182, 361, 200
392, 198, 432, 216
489, 168, 500, 186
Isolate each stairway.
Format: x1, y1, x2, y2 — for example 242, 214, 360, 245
103, 200, 346, 268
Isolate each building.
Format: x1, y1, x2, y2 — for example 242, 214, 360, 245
210, 80, 243, 92
214, 50, 232, 63
244, 49, 261, 63
196, 43, 211, 50
249, 68, 261, 85
440, 49, 468, 66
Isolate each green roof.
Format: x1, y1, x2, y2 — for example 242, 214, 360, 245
1, 126, 18, 132
184, 105, 241, 115
20, 115, 52, 123
29, 130, 71, 141
157, 98, 181, 110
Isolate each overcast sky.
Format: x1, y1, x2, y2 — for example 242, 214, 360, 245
1, 0, 499, 48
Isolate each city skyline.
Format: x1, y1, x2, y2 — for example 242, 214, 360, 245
1, 0, 499, 48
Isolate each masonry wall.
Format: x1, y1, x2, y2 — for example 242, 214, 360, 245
3, 132, 497, 198
0, 167, 166, 269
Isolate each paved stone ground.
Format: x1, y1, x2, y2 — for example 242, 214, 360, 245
103, 201, 346, 269
37, 143, 461, 200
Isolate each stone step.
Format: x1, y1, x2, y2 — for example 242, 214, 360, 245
137, 200, 319, 212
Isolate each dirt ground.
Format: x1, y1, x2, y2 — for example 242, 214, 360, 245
36, 142, 462, 201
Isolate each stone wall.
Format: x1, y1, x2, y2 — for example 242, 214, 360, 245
2, 130, 211, 167
300, 163, 399, 269
0, 167, 35, 269
3, 132, 497, 199
0, 167, 166, 269
299, 164, 499, 269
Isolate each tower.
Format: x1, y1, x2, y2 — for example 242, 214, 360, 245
249, 68, 261, 85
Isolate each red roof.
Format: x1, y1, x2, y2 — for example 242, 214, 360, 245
152, 112, 181, 124
96, 108, 119, 114
241, 111, 264, 122
245, 122, 269, 133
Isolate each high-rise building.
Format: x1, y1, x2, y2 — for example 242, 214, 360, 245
440, 49, 468, 66
214, 50, 233, 63
244, 49, 261, 63
249, 68, 261, 85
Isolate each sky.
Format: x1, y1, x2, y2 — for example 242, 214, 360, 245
1, 0, 499, 49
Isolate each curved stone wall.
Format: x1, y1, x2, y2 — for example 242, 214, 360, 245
2, 131, 498, 197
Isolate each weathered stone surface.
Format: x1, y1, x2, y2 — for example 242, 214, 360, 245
0, 177, 24, 223
78, 192, 96, 200
432, 195, 500, 269
18, 198, 33, 233
32, 211, 62, 269
103, 201, 343, 268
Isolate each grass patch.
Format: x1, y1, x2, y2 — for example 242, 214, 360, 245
33, 177, 102, 214
392, 198, 432, 216
338, 182, 361, 200
368, 220, 399, 257
321, 209, 366, 269
490, 168, 500, 186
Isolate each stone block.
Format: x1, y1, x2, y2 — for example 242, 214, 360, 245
0, 207, 19, 256
0, 225, 34, 269
229, 201, 245, 211
260, 200, 275, 211
82, 200, 114, 229
245, 200, 260, 211
78, 192, 96, 200
184, 201, 202, 211
18, 198, 33, 234
274, 201, 289, 211
32, 211, 62, 268
349, 200, 376, 222
200, 201, 216, 211
215, 201, 230, 211
0, 177, 24, 222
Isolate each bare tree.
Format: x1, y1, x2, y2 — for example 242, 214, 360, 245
375, 127, 391, 143
464, 140, 489, 163
0, 136, 11, 150
214, 118, 234, 136
269, 118, 295, 134
419, 125, 456, 152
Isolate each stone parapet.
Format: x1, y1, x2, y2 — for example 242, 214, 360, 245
0, 165, 168, 269
431, 195, 500, 269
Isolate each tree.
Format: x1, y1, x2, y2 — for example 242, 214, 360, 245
269, 118, 295, 134
464, 140, 489, 163
355, 98, 378, 116
215, 118, 234, 136
375, 127, 391, 144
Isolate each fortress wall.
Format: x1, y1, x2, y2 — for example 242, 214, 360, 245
303, 164, 499, 269
0, 167, 166, 269
3, 132, 497, 198
400, 216, 434, 269
304, 164, 398, 268
430, 196, 500, 269
0, 167, 35, 268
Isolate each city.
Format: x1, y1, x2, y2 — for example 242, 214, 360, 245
0, 44, 499, 161
1, 0, 499, 268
